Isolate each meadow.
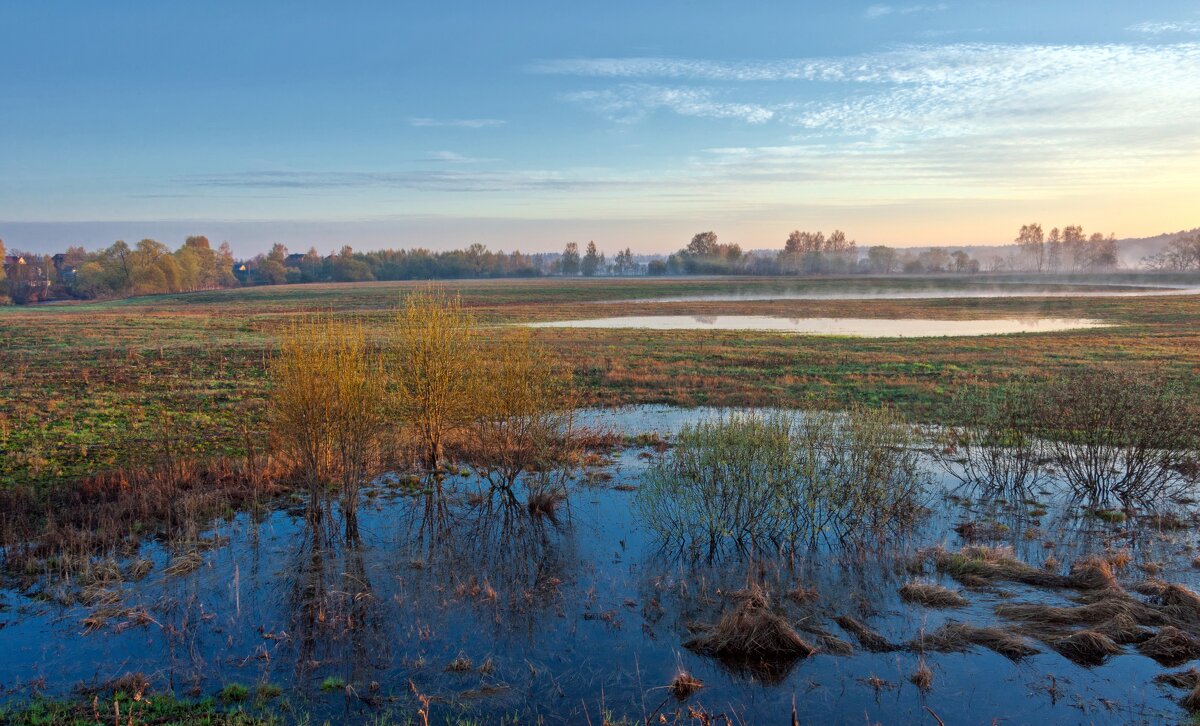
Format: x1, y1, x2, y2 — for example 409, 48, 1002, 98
2, 274, 1200, 725
3, 274, 1199, 490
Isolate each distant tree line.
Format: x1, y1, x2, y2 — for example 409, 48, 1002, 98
0, 221, 1170, 305
0, 238, 556, 304
0, 236, 237, 304
1013, 223, 1120, 273
632, 230, 985, 276
1143, 233, 1200, 271
241, 242, 549, 285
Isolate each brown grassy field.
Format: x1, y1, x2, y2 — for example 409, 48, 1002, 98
2, 276, 1198, 489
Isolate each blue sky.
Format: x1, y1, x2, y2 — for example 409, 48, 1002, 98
2, 1, 1199, 254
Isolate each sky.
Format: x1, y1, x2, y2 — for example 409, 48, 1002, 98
2, 1, 1199, 255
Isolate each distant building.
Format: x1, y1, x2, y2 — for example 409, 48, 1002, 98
4, 254, 52, 301
51, 254, 78, 284
285, 253, 306, 267
232, 263, 251, 283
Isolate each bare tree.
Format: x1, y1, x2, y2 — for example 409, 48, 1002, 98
1015, 223, 1045, 272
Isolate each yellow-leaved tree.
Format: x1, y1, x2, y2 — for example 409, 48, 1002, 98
470, 330, 575, 501
270, 316, 384, 538
389, 289, 479, 471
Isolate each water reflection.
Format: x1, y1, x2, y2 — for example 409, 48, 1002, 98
2, 415, 1200, 724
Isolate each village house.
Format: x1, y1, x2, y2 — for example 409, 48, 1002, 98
51, 253, 78, 284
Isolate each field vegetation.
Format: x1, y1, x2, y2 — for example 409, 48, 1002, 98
3, 275, 1199, 496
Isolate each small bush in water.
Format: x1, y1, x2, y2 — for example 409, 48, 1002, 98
934, 381, 1044, 495
635, 407, 925, 556
1032, 369, 1198, 502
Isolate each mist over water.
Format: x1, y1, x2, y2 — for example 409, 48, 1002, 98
615, 284, 1200, 304
526, 315, 1108, 337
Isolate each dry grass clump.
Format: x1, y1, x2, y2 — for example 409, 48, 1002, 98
788, 583, 820, 604
445, 654, 474, 672
76, 672, 151, 699
667, 671, 704, 700
1183, 684, 1200, 713
1135, 579, 1200, 622
1050, 630, 1120, 666
1067, 556, 1121, 591
128, 559, 154, 580
899, 581, 967, 608
815, 631, 855, 656
1136, 626, 1200, 666
1105, 549, 1132, 569
930, 545, 1068, 588
996, 595, 1163, 629
930, 546, 1135, 595
834, 615, 898, 653
1155, 667, 1200, 690
953, 520, 1010, 542
163, 551, 203, 577
913, 622, 1039, 661
685, 585, 816, 672
795, 622, 855, 656
909, 659, 933, 692
1093, 614, 1154, 645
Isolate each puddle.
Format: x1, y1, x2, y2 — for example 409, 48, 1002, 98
0, 406, 1195, 723
525, 315, 1108, 337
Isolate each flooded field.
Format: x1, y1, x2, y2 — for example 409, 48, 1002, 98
526, 316, 1108, 337
3, 406, 1199, 723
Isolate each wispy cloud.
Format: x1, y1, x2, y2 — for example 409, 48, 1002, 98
419, 151, 496, 164
1128, 20, 1200, 35
407, 117, 506, 128
532, 57, 847, 81
863, 3, 948, 20
562, 84, 776, 124
176, 169, 629, 194
535, 42, 1200, 197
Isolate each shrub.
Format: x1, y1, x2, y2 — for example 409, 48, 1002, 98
1032, 370, 1197, 501
935, 381, 1044, 494
388, 289, 480, 471
269, 315, 384, 535
468, 330, 577, 502
635, 407, 925, 556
